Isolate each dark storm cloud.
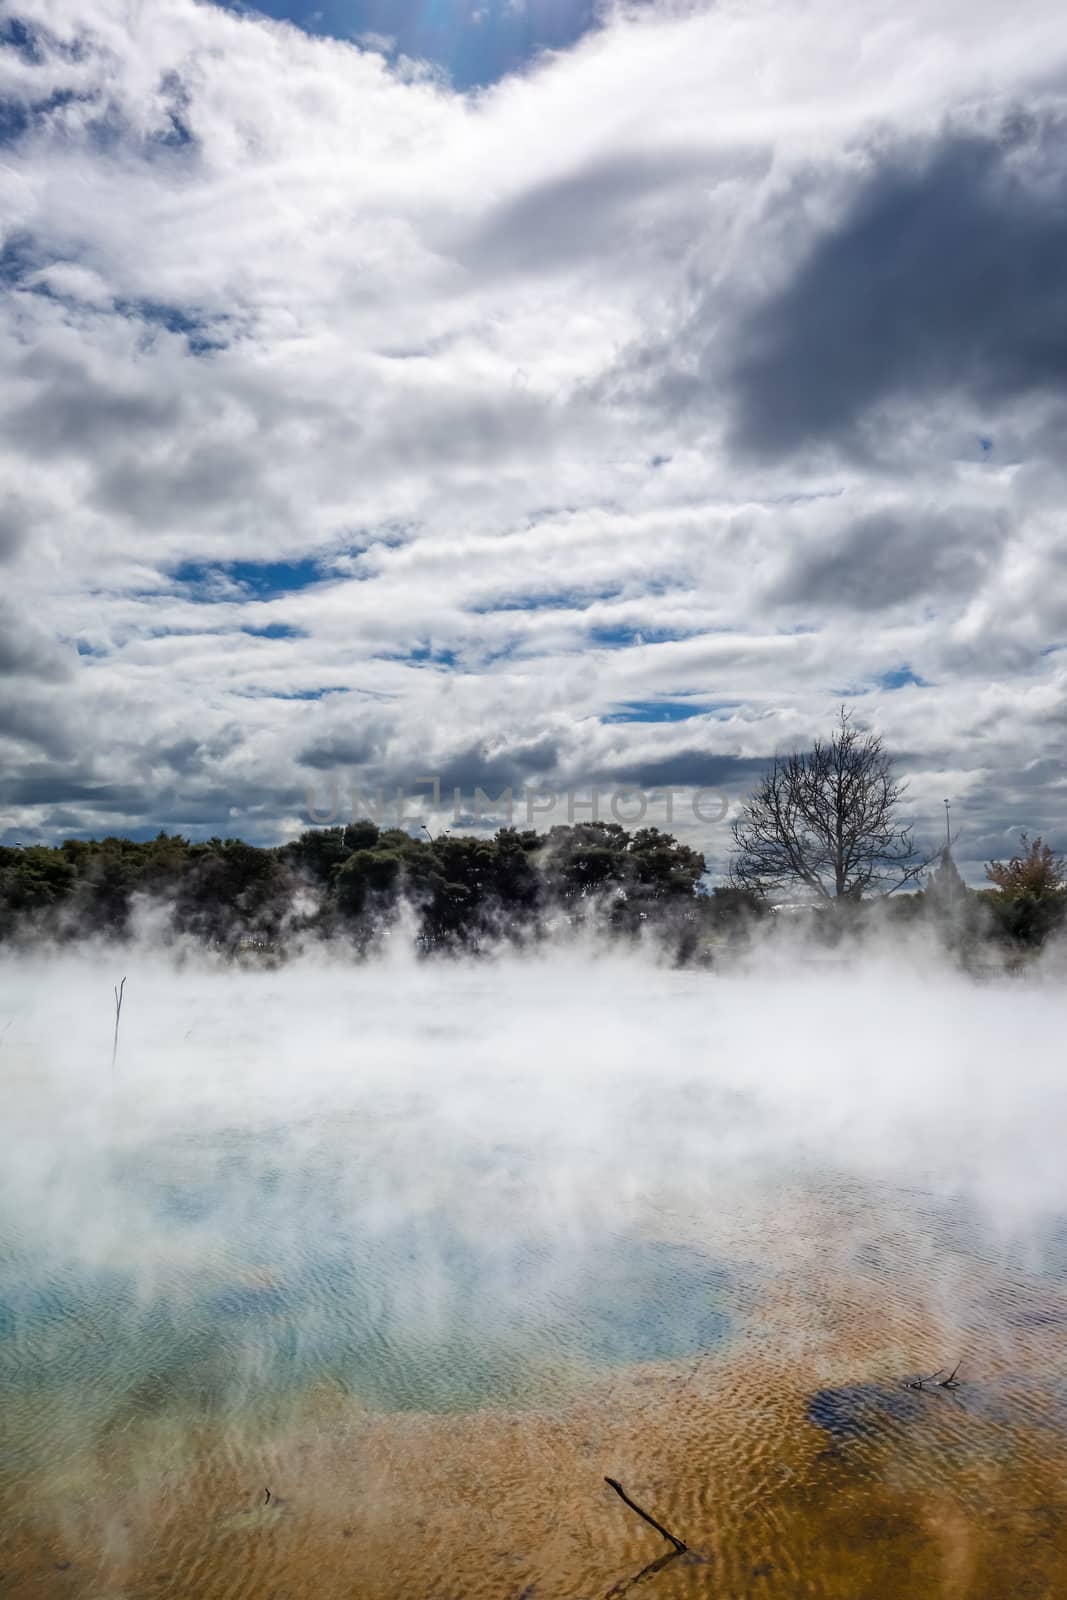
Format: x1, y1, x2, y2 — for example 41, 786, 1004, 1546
153, 737, 203, 773
773, 507, 1005, 611
0, 698, 74, 758
431, 736, 560, 795
728, 116, 1067, 457
601, 750, 765, 792
298, 731, 379, 771
0, 767, 309, 838
300, 733, 563, 793
0, 769, 147, 811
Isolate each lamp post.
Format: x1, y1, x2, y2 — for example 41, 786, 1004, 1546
944, 799, 951, 851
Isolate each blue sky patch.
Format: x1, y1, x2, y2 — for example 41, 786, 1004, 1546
469, 587, 622, 615
0, 88, 97, 149
170, 557, 325, 600
0, 17, 43, 62
588, 623, 695, 648
880, 665, 929, 690
0, 98, 29, 146
239, 685, 350, 700
241, 622, 305, 640
119, 299, 227, 353
602, 700, 714, 724
214, 0, 601, 89
0, 232, 37, 285
393, 643, 460, 668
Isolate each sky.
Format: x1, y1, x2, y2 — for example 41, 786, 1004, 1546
1, 0, 1066, 881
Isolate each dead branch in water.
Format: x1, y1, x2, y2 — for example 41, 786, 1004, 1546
904, 1361, 962, 1392
604, 1478, 687, 1553
903, 1368, 943, 1391
111, 977, 126, 1072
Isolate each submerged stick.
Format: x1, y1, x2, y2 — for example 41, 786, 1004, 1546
904, 1360, 963, 1393
111, 976, 126, 1072
604, 1478, 687, 1553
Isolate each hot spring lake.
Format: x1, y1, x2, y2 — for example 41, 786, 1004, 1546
3, 950, 1067, 1598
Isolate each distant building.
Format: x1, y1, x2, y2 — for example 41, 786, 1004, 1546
926, 846, 968, 912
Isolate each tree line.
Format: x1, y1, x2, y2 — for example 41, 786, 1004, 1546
1, 714, 1062, 960
0, 822, 721, 957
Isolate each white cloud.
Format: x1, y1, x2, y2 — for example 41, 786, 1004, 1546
2, 0, 1066, 878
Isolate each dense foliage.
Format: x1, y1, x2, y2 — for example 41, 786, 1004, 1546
0, 822, 725, 957
0, 820, 1062, 962
983, 835, 1067, 948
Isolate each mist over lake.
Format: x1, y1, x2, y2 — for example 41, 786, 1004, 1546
4, 946, 1067, 1597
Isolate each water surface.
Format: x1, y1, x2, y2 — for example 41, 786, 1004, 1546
3, 952, 1067, 1597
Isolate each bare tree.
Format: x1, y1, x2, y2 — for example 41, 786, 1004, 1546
730, 710, 932, 901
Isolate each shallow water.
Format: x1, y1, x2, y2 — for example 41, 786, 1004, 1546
3, 953, 1067, 1597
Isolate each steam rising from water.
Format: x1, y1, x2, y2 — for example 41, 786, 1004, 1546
3, 944, 1067, 1596
4, 943, 1065, 1241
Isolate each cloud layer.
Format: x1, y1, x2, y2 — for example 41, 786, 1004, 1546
2, 0, 1066, 878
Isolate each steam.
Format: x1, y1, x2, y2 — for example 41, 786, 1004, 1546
3, 939, 1065, 1261
4, 937, 1066, 1593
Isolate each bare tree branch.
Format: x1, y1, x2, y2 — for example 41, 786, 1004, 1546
111, 976, 126, 1073
730, 709, 936, 901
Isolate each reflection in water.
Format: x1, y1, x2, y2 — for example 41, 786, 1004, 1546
3, 955, 1067, 1596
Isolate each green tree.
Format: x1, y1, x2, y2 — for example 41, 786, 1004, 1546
0, 845, 76, 918
984, 834, 1066, 947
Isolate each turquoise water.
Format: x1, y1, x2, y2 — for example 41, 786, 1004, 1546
6, 958, 1067, 1599
0, 1111, 745, 1480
